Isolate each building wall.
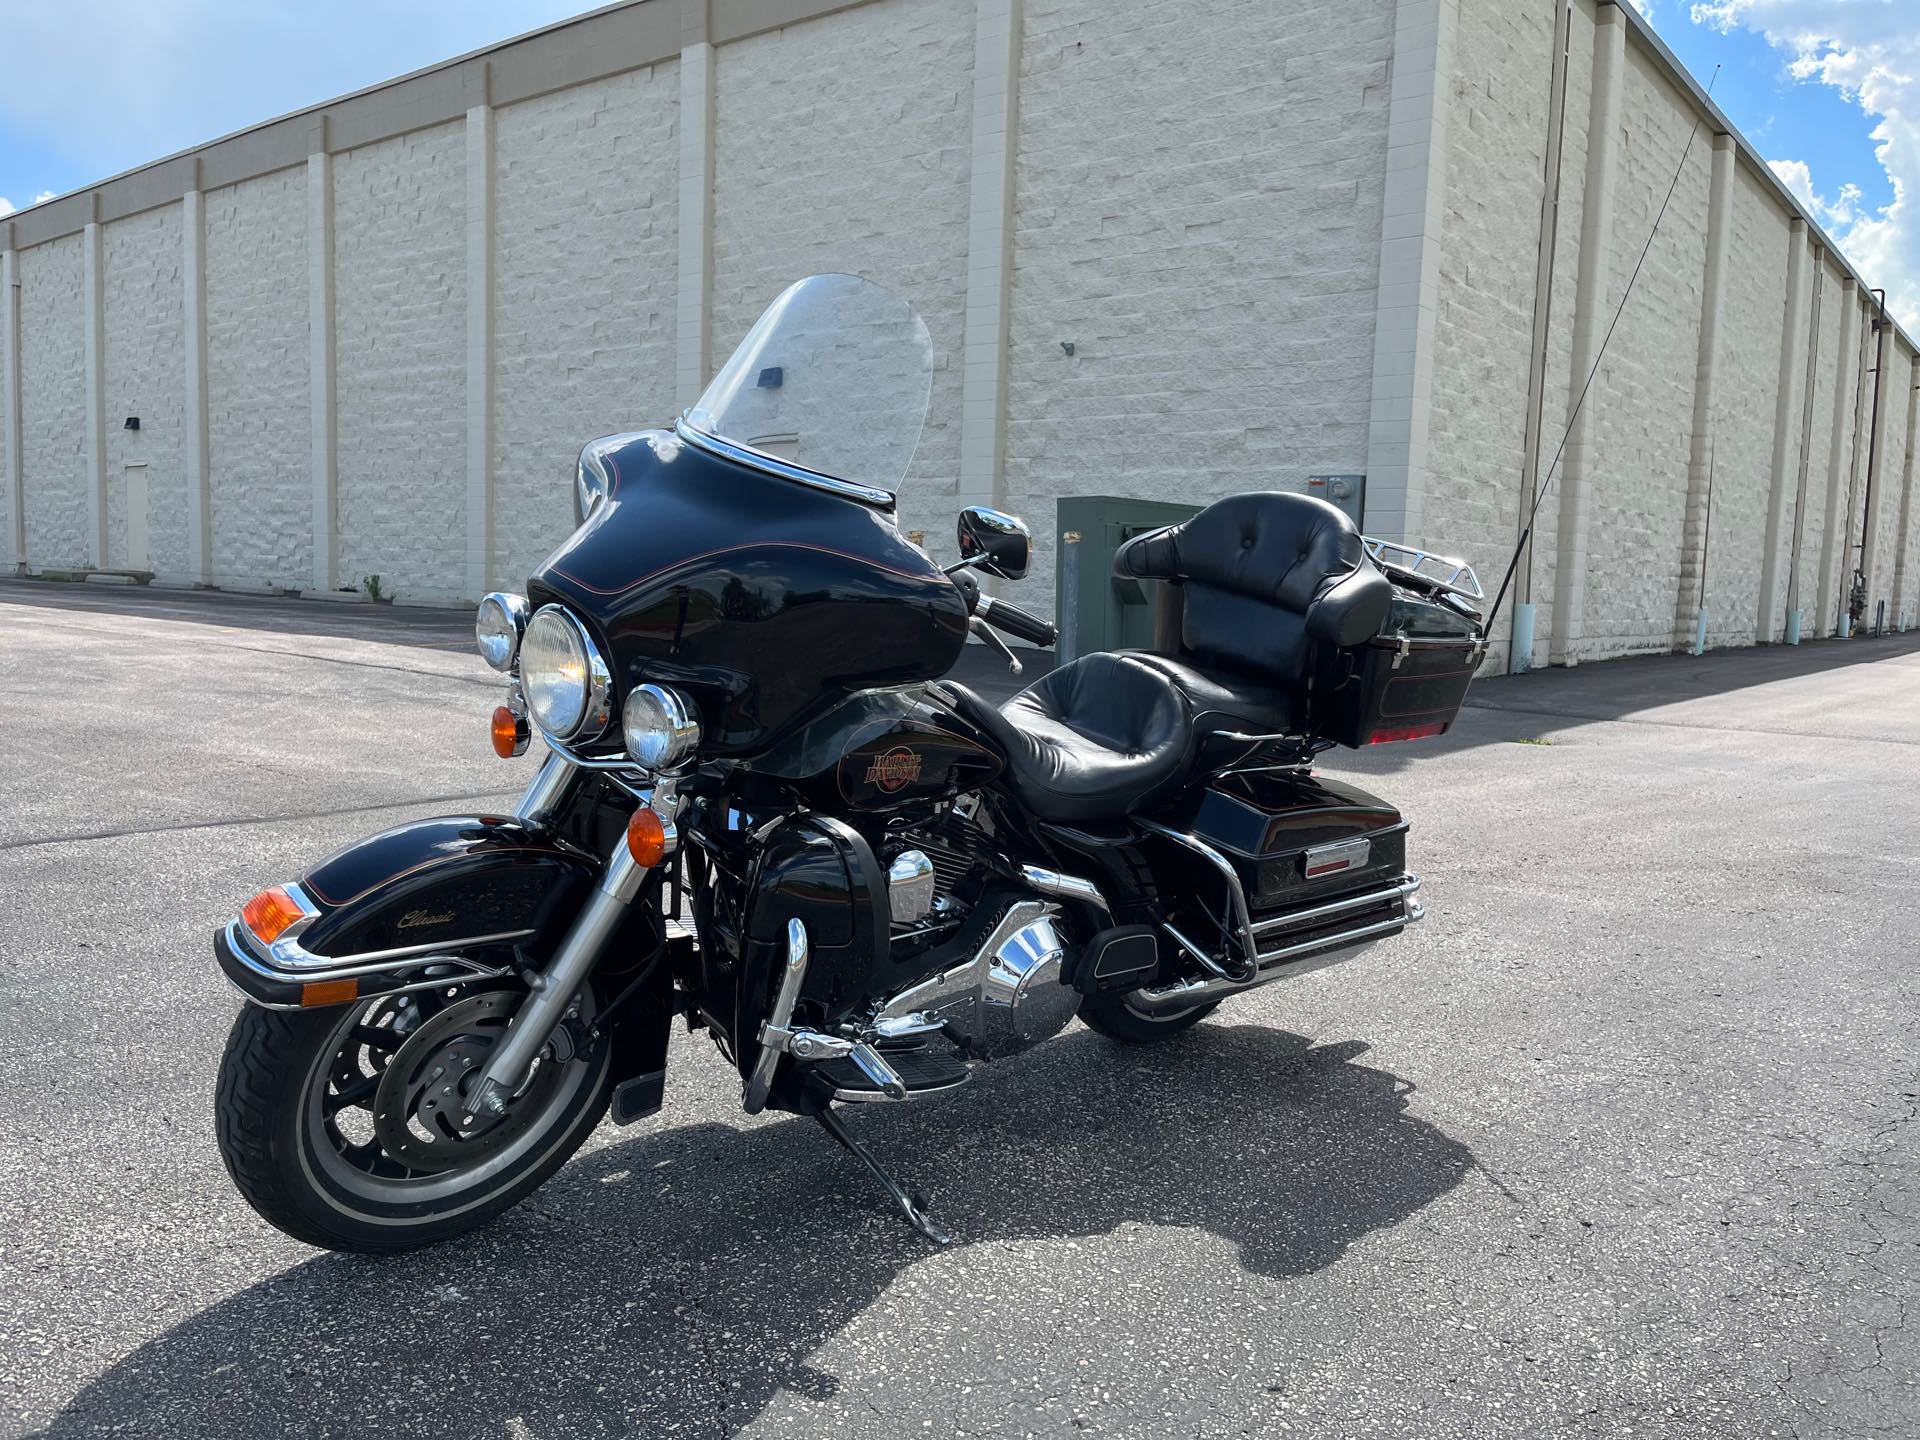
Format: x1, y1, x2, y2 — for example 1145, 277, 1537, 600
492, 63, 680, 587
3, 0, 1917, 663
204, 167, 311, 588
17, 233, 88, 568
1004, 0, 1396, 601
1702, 163, 1791, 649
102, 203, 185, 577
1424, 0, 1574, 669
1786, 252, 1846, 629
332, 122, 468, 602
710, 0, 974, 559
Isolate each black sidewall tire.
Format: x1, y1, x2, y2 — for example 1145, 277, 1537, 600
1077, 994, 1220, 1044
215, 1000, 611, 1254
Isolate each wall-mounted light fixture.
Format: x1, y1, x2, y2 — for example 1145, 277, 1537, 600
123, 416, 140, 431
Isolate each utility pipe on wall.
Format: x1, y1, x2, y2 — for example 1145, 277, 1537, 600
1782, 245, 1825, 644
1549, 1, 1625, 667
1755, 218, 1808, 640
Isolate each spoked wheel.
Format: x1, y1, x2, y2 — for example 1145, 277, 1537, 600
1077, 993, 1220, 1044
216, 981, 611, 1253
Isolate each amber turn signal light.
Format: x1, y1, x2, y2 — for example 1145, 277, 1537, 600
491, 705, 530, 758
626, 807, 669, 867
241, 885, 306, 945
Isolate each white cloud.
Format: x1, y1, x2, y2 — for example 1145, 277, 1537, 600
1769, 157, 1864, 227
1693, 0, 1920, 329
0, 191, 57, 219
0, 4, 596, 190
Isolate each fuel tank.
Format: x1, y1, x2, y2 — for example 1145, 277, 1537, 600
526, 429, 970, 760
748, 686, 1006, 812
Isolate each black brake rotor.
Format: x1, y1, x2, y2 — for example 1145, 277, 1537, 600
370, 991, 571, 1175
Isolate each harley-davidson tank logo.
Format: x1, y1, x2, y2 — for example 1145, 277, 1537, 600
397, 907, 458, 931
863, 747, 924, 793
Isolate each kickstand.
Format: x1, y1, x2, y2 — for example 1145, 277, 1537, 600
815, 1106, 952, 1246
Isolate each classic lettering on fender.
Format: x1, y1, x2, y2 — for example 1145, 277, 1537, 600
863, 747, 923, 793
398, 907, 458, 930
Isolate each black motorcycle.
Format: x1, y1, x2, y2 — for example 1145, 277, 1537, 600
213, 274, 1487, 1252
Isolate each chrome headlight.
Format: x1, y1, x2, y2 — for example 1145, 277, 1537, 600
474, 591, 529, 672
520, 606, 612, 740
622, 684, 702, 771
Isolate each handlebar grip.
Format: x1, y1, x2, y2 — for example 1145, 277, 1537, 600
979, 596, 1058, 649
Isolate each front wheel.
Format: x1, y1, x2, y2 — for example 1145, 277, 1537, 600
215, 984, 611, 1253
1077, 993, 1219, 1044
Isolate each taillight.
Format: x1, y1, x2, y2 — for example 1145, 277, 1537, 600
241, 886, 306, 945
1367, 722, 1447, 745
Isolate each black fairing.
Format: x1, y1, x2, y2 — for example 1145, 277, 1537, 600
527, 430, 970, 760
298, 816, 599, 958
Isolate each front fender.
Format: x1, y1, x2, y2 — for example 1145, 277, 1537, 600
215, 815, 602, 1009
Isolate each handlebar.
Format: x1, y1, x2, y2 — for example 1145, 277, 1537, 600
976, 596, 1058, 649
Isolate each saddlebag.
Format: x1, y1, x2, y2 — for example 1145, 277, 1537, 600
1163, 770, 1421, 971
1310, 584, 1485, 748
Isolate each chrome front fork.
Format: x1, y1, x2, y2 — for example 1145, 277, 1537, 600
465, 754, 675, 1119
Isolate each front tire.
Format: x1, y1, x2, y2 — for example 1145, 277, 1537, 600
1077, 994, 1219, 1044
215, 986, 611, 1254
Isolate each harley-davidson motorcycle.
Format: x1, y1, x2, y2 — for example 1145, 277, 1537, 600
213, 274, 1487, 1252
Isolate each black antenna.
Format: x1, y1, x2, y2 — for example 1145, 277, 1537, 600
1486, 63, 1723, 632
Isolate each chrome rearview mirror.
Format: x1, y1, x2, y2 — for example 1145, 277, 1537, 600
955, 507, 1032, 580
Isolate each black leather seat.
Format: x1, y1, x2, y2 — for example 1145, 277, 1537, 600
1112, 492, 1392, 736
1120, 652, 1298, 740
938, 653, 1192, 823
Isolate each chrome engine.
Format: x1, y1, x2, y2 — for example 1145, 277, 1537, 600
873, 899, 1081, 1060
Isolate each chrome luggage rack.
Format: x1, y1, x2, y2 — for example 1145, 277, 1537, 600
1362, 536, 1485, 604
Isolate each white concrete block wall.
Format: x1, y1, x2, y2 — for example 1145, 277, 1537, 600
1788, 253, 1846, 623
492, 64, 680, 589
710, 0, 975, 561
17, 234, 88, 567
101, 203, 185, 577
204, 168, 311, 588
4, 0, 1917, 660
1002, 0, 1396, 605
1579, 54, 1711, 660
332, 123, 468, 603
1701, 163, 1790, 648
1872, 347, 1911, 623
1426, 0, 1584, 670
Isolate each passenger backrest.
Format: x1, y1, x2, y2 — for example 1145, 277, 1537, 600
1113, 492, 1388, 683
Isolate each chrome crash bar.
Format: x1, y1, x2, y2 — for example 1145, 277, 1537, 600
1126, 873, 1424, 1015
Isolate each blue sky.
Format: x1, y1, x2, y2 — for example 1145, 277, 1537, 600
1, 0, 1912, 325
0, 2, 597, 210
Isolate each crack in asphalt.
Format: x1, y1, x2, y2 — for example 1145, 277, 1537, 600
0, 787, 523, 855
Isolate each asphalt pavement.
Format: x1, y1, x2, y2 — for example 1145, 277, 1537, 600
3, 579, 1918, 1439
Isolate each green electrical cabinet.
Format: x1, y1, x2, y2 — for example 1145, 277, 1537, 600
1054, 496, 1200, 664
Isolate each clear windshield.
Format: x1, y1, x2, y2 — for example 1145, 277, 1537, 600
684, 274, 934, 500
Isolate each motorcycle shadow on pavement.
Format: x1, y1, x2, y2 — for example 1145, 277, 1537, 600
42, 1022, 1474, 1439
